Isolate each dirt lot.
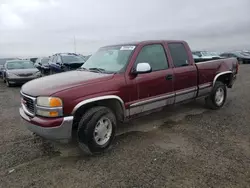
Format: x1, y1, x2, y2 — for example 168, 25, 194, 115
0, 65, 250, 188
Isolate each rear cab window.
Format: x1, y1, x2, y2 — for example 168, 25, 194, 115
168, 43, 190, 67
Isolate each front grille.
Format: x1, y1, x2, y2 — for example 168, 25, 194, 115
21, 93, 35, 114
18, 73, 33, 77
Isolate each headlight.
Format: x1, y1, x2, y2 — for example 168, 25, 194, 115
36, 97, 63, 117
7, 72, 16, 77
37, 97, 62, 107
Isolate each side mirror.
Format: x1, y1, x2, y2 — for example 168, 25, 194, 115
133, 62, 152, 74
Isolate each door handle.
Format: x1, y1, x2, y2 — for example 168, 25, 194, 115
165, 74, 173, 80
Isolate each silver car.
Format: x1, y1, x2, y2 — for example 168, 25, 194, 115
2, 60, 41, 87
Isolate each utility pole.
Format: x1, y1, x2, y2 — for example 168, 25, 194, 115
74, 35, 76, 53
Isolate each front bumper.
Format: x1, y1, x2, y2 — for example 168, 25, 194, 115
19, 107, 73, 143
8, 77, 37, 84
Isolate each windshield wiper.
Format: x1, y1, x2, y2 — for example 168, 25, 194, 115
88, 67, 106, 73
77, 67, 89, 71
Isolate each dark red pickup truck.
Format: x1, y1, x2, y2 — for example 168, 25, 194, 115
19, 40, 238, 154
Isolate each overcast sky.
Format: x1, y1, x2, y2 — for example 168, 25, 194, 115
0, 0, 250, 57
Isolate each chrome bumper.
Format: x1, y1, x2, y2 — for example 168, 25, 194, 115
19, 107, 73, 143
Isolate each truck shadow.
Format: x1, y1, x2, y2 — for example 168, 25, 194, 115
117, 98, 207, 136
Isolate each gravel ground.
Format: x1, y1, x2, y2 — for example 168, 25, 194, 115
0, 65, 250, 188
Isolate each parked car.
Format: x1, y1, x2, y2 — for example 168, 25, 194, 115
0, 58, 16, 78
2, 60, 41, 87
29, 57, 38, 63
34, 57, 50, 75
192, 51, 221, 58
84, 55, 92, 61
48, 53, 85, 74
19, 40, 238, 155
220, 51, 250, 64
192, 51, 223, 63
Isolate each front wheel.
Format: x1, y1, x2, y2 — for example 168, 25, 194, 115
77, 106, 117, 155
49, 69, 54, 75
5, 79, 12, 87
205, 81, 227, 110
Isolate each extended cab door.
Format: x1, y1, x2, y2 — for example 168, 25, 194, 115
167, 42, 198, 103
129, 43, 174, 116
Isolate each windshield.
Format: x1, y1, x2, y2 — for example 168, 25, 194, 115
0, 58, 15, 65
201, 51, 214, 56
41, 58, 49, 64
62, 55, 85, 64
81, 45, 136, 73
209, 52, 219, 56
192, 52, 202, 57
7, 61, 35, 70
192, 54, 200, 58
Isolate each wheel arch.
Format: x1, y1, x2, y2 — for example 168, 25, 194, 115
71, 95, 126, 129
213, 71, 233, 87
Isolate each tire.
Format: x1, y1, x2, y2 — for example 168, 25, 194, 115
50, 69, 53, 75
77, 106, 117, 155
205, 81, 227, 110
5, 79, 12, 87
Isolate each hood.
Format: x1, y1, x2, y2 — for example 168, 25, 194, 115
8, 68, 39, 75
21, 70, 113, 96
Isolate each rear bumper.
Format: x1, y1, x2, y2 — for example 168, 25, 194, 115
19, 107, 73, 143
228, 74, 237, 88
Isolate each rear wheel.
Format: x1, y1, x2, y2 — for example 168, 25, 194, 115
205, 81, 227, 110
77, 106, 117, 155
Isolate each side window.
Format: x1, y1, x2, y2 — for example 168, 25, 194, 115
57, 56, 62, 63
168, 43, 189, 67
51, 56, 57, 63
135, 44, 168, 71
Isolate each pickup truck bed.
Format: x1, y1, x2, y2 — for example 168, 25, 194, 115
196, 58, 237, 89
19, 40, 238, 155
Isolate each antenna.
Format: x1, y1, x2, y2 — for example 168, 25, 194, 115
74, 35, 76, 53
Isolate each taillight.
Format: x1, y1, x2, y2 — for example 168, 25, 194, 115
236, 61, 239, 74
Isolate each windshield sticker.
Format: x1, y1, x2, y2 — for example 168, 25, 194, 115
120, 46, 136, 51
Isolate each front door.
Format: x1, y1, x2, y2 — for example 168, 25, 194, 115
129, 43, 174, 116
